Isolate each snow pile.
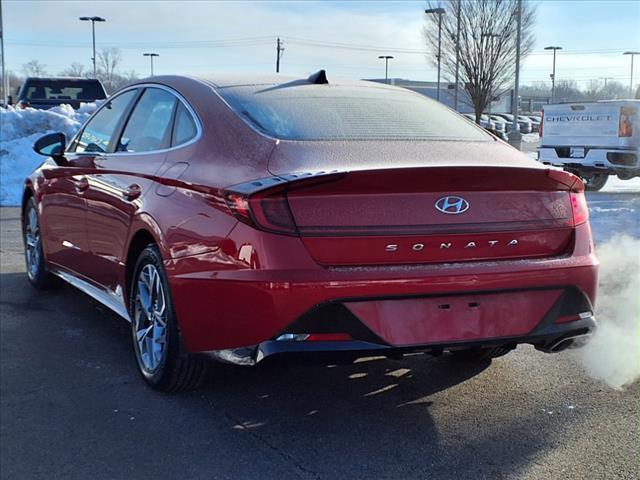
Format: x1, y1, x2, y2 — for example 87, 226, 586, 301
576, 235, 640, 390
0, 102, 99, 206
601, 176, 640, 193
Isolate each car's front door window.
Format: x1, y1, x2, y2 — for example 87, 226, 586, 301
72, 90, 137, 154
116, 88, 177, 153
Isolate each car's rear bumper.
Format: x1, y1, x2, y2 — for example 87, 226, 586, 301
224, 313, 596, 365
538, 147, 639, 171
166, 224, 598, 354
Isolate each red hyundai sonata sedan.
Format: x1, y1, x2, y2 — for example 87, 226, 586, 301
23, 72, 597, 391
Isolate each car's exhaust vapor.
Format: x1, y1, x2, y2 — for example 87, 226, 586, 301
576, 235, 640, 390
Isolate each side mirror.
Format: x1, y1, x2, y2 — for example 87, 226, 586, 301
33, 132, 67, 165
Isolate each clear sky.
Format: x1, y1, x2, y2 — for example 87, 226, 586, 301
3, 0, 639, 88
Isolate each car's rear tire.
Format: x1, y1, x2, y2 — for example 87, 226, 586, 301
129, 245, 209, 392
22, 197, 58, 290
450, 346, 512, 362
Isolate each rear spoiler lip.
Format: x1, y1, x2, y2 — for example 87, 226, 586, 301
546, 168, 585, 192
225, 165, 583, 197
224, 170, 346, 196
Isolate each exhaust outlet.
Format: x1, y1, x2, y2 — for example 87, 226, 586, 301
541, 333, 593, 353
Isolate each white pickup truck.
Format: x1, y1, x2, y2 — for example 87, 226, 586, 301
538, 100, 639, 190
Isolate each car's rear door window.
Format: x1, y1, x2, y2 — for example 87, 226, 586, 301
72, 89, 137, 153
117, 88, 177, 153
171, 103, 197, 146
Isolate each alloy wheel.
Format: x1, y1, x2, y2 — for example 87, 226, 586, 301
134, 264, 168, 373
24, 204, 41, 280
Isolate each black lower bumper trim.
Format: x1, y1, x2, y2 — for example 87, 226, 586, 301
257, 315, 596, 362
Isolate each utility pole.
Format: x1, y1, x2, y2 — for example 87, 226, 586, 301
378, 55, 394, 83
508, 0, 522, 149
544, 45, 562, 103
276, 37, 284, 73
425, 8, 446, 101
143, 53, 159, 76
0, 0, 6, 105
79, 16, 106, 78
453, 0, 461, 111
623, 51, 639, 98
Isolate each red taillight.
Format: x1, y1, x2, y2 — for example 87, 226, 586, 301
570, 191, 589, 226
224, 173, 343, 236
17, 100, 30, 109
224, 190, 297, 235
539, 109, 544, 137
619, 106, 635, 137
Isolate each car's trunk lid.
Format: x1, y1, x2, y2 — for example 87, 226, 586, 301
282, 166, 574, 266
266, 140, 576, 266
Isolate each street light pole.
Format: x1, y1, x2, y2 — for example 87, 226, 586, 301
453, 0, 461, 111
425, 7, 445, 101
544, 46, 562, 103
79, 16, 106, 78
377, 55, 394, 83
623, 51, 639, 98
600, 77, 613, 88
508, 0, 522, 149
143, 53, 159, 76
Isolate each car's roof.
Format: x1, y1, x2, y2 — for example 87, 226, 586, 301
25, 77, 101, 81
193, 73, 402, 92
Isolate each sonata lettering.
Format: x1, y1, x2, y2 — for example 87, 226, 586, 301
385, 239, 520, 253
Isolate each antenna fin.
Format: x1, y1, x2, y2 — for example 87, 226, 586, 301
308, 70, 328, 84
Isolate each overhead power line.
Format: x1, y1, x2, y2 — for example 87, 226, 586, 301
5, 36, 275, 49
6, 34, 638, 57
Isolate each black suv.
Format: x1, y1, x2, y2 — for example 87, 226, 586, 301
13, 77, 107, 109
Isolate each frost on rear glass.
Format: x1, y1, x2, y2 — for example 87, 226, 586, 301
218, 84, 490, 141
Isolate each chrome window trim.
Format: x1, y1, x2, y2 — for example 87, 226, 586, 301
68, 83, 203, 157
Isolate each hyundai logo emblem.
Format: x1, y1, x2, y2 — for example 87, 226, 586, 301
434, 196, 470, 215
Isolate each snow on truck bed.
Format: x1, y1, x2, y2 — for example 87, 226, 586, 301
0, 103, 638, 206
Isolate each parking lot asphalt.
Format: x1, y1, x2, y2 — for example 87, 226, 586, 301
0, 206, 637, 480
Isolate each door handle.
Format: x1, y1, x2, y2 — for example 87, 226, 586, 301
123, 184, 142, 201
74, 176, 89, 193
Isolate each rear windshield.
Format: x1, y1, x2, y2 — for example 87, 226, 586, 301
23, 79, 106, 101
218, 83, 490, 141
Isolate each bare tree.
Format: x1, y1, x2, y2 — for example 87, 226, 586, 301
599, 80, 627, 100
96, 47, 123, 90
424, 0, 537, 122
60, 62, 87, 77
553, 80, 583, 102
21, 60, 47, 77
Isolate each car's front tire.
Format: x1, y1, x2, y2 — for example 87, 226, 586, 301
22, 197, 58, 290
129, 245, 209, 392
